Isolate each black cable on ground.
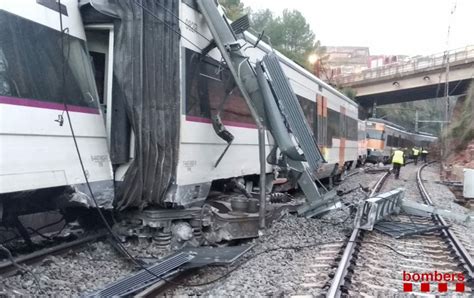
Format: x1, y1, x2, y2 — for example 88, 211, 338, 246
53, 1, 203, 289
0, 244, 42, 294
55, 0, 152, 270
1, 217, 65, 245
52, 1, 416, 293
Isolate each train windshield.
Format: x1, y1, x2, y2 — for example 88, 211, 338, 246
366, 129, 385, 140
0, 10, 98, 108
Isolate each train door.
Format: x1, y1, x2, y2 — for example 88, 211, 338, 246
85, 25, 134, 179
85, 25, 113, 147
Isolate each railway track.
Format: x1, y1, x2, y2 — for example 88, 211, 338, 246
287, 171, 390, 296
136, 171, 388, 297
0, 231, 106, 276
327, 163, 474, 297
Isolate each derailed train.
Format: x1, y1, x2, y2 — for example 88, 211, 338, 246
0, 0, 436, 243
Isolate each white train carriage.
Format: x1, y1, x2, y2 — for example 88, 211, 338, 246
1, 0, 360, 215
0, 0, 114, 210
83, 0, 360, 208
178, 6, 360, 182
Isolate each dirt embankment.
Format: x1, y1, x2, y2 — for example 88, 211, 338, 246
442, 80, 474, 180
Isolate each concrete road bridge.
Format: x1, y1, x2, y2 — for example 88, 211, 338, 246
336, 46, 474, 109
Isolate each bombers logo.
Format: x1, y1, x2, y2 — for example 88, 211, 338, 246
402, 271, 465, 292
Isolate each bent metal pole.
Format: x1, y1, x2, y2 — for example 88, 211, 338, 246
258, 128, 266, 229
196, 0, 268, 229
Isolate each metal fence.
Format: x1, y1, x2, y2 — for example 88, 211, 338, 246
336, 45, 474, 84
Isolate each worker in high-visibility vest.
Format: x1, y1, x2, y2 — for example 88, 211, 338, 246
421, 148, 429, 163
412, 147, 420, 165
391, 148, 405, 179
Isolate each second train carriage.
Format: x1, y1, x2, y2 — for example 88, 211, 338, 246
83, 0, 361, 209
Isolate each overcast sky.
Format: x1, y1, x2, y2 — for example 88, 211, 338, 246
241, 0, 474, 57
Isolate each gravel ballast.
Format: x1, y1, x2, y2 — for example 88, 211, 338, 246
1, 168, 388, 296
166, 169, 386, 297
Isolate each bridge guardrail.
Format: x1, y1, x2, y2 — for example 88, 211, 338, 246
336, 45, 474, 85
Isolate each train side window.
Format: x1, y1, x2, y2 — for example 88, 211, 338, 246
0, 10, 98, 108
345, 116, 358, 141
327, 108, 339, 147
339, 111, 346, 140
387, 135, 394, 146
185, 48, 254, 125
297, 95, 316, 136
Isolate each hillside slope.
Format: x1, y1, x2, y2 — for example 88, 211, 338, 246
442, 80, 474, 180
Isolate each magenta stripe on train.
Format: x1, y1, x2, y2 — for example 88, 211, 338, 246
186, 115, 257, 129
0, 95, 100, 114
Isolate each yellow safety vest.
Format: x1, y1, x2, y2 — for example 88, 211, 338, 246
412, 148, 419, 156
392, 150, 404, 164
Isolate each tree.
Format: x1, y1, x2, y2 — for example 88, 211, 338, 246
219, 0, 246, 21
251, 9, 321, 69
340, 87, 357, 100
218, 3, 322, 71
249, 9, 274, 35
374, 98, 446, 136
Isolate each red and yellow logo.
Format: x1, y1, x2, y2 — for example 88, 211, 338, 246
402, 271, 465, 293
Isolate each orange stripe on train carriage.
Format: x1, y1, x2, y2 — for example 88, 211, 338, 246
367, 139, 385, 150
339, 106, 346, 168
322, 96, 327, 117
316, 94, 322, 116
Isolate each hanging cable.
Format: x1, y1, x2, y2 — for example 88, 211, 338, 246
55, 0, 176, 282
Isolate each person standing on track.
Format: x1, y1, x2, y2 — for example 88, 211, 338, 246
391, 148, 405, 179
421, 148, 429, 163
412, 147, 420, 165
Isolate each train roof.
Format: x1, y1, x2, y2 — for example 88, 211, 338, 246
417, 131, 436, 137
367, 118, 438, 140
243, 32, 359, 107
367, 118, 407, 131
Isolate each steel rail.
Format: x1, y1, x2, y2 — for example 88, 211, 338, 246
328, 163, 473, 297
416, 162, 474, 277
327, 170, 390, 297
0, 232, 106, 275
